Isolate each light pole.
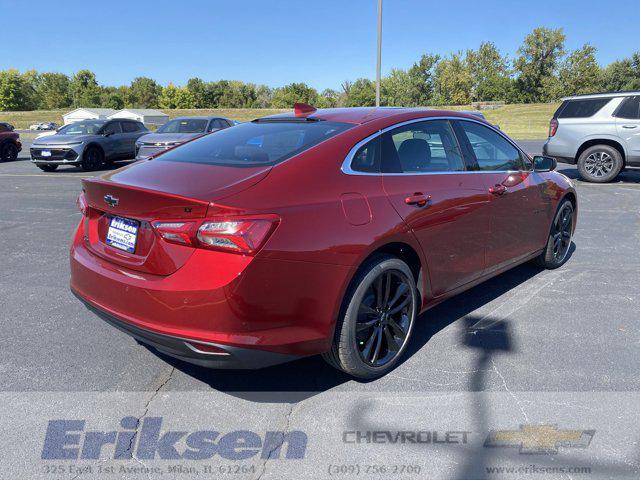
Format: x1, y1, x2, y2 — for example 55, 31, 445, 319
375, 0, 382, 107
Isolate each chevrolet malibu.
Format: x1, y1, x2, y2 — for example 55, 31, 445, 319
70, 106, 577, 378
135, 116, 234, 160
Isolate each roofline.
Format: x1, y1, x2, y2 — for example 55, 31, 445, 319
171, 116, 231, 121
109, 109, 168, 115
254, 107, 484, 125
561, 90, 640, 101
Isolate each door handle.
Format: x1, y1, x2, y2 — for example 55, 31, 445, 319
489, 184, 507, 195
404, 193, 431, 207
622, 125, 638, 129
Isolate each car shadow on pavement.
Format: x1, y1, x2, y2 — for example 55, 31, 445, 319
349, 314, 515, 479
153, 259, 560, 402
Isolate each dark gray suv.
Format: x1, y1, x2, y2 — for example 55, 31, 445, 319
30, 119, 148, 171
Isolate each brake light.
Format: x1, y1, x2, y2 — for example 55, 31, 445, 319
76, 193, 88, 217
152, 215, 279, 255
153, 221, 197, 246
197, 216, 279, 254
549, 118, 559, 137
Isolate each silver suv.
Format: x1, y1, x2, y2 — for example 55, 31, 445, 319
543, 91, 640, 182
30, 119, 148, 172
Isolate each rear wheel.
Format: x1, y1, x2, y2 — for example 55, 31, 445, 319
323, 255, 418, 379
37, 164, 58, 172
0, 142, 18, 162
81, 146, 104, 171
577, 145, 622, 183
534, 199, 574, 269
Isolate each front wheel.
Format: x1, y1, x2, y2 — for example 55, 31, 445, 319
323, 255, 418, 379
534, 199, 574, 269
81, 146, 104, 171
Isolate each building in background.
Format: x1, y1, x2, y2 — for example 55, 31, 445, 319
62, 108, 117, 125
108, 109, 169, 126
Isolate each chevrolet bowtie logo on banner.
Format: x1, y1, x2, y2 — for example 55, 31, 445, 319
484, 424, 595, 454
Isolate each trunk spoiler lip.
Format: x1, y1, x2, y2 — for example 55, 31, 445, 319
81, 177, 212, 210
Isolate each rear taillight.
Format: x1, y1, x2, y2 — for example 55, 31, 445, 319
153, 221, 196, 246
549, 118, 559, 137
76, 193, 88, 217
152, 215, 279, 255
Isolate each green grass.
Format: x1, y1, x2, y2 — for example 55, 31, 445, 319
0, 104, 559, 139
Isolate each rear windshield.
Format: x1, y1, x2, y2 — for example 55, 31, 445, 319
555, 98, 611, 119
157, 120, 354, 167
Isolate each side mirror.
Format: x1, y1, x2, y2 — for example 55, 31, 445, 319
103, 131, 113, 137
533, 155, 557, 172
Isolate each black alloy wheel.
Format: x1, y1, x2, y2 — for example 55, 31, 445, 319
323, 255, 418, 378
356, 270, 413, 367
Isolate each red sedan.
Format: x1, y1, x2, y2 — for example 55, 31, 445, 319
70, 106, 577, 378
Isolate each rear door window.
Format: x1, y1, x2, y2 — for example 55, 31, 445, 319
556, 98, 611, 118
614, 96, 640, 119
350, 137, 380, 173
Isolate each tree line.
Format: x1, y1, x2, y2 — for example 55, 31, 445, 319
1, 27, 639, 112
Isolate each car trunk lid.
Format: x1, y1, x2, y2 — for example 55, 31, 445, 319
80, 160, 271, 275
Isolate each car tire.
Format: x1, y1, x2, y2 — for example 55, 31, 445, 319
322, 255, 418, 379
37, 164, 58, 172
577, 145, 623, 183
533, 199, 574, 269
81, 146, 104, 171
0, 142, 18, 162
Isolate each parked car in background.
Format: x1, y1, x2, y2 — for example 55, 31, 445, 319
0, 122, 21, 161
30, 119, 148, 171
71, 105, 577, 378
30, 122, 57, 131
544, 91, 640, 182
135, 116, 233, 160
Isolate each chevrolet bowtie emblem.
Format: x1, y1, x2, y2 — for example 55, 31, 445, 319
484, 424, 595, 454
104, 194, 119, 207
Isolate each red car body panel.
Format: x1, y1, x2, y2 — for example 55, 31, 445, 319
70, 108, 577, 368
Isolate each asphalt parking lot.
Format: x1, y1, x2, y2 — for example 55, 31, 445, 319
2, 143, 640, 478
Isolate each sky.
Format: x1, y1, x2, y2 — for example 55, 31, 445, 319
1, 0, 638, 91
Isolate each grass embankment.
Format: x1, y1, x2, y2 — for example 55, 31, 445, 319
0, 103, 559, 139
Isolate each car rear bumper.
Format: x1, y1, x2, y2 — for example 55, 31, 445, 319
72, 289, 301, 369
543, 138, 576, 164
69, 220, 351, 366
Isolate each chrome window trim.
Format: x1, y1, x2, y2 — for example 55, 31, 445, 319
341, 115, 533, 176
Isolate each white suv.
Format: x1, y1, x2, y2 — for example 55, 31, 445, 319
543, 92, 640, 182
